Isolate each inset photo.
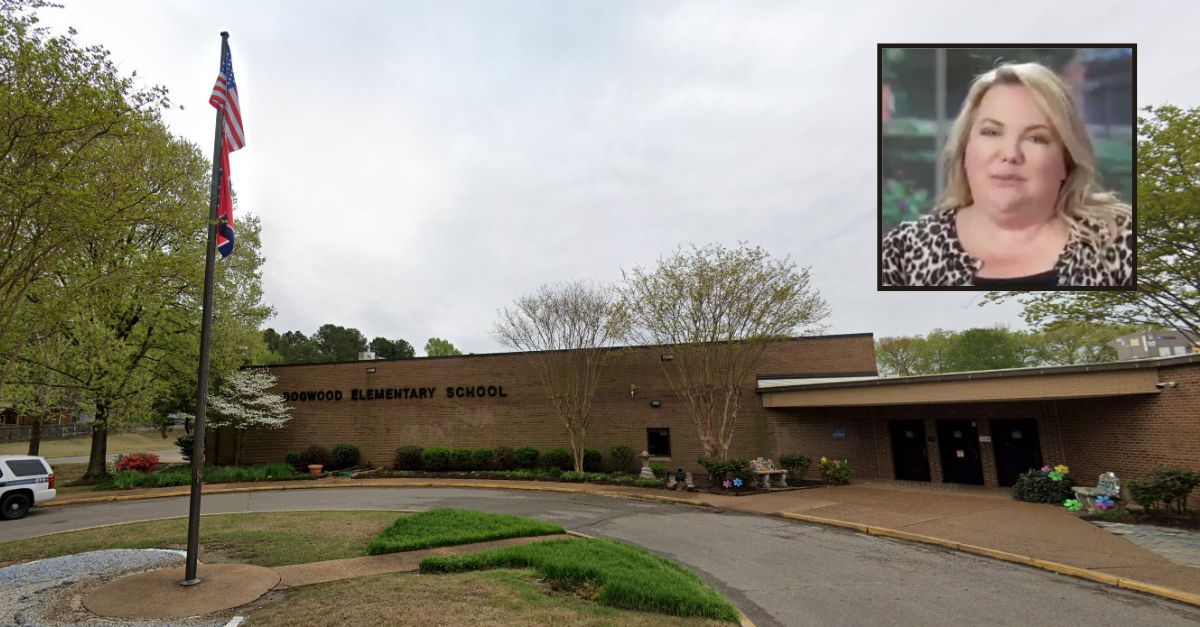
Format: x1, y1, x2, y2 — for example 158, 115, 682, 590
877, 45, 1135, 290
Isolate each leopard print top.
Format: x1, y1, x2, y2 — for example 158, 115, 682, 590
881, 209, 1133, 287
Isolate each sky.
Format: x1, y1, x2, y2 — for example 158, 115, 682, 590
36, 0, 1200, 355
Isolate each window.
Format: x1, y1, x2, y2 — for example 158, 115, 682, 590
647, 428, 671, 457
5, 459, 47, 476
1159, 347, 1172, 357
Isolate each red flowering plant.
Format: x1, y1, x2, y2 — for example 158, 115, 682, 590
115, 452, 160, 473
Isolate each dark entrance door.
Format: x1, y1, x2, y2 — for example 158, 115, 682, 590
935, 420, 984, 485
888, 420, 930, 481
991, 419, 1043, 487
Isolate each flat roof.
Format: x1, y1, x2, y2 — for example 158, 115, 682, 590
759, 353, 1200, 394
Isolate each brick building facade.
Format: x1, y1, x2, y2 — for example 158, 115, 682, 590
216, 336, 1199, 496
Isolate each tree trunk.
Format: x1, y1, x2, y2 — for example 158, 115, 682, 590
27, 418, 41, 456
83, 404, 109, 480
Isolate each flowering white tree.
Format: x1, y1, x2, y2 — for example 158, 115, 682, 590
207, 368, 292, 466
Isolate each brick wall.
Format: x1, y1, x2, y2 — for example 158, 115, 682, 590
1052, 363, 1200, 505
217, 334, 878, 473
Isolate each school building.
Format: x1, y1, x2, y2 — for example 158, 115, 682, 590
215, 333, 1200, 489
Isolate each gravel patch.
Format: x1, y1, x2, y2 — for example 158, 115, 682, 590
0, 549, 230, 626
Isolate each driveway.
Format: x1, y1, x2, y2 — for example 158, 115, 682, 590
5, 487, 1199, 626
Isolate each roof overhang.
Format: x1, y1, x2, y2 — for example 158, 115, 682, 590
762, 368, 1161, 408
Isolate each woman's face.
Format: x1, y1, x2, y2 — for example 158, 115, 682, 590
963, 84, 1068, 217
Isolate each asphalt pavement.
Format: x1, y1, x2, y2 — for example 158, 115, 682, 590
5, 487, 1200, 627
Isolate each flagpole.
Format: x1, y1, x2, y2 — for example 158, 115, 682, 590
181, 30, 229, 587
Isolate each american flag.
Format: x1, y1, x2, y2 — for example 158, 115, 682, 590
209, 41, 245, 258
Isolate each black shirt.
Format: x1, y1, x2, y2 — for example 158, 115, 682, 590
971, 268, 1059, 289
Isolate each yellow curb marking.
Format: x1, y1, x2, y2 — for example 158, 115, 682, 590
779, 512, 1200, 608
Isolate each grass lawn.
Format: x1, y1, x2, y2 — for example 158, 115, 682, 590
422, 536, 740, 622
0, 511, 400, 568
367, 508, 564, 554
0, 427, 185, 458
243, 569, 731, 627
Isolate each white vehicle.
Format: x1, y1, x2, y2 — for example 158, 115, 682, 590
0, 455, 56, 520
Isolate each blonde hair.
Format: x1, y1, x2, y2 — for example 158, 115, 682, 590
936, 61, 1130, 245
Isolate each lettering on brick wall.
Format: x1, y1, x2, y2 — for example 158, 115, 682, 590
281, 385, 507, 402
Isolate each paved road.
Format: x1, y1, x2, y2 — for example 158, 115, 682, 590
5, 487, 1200, 626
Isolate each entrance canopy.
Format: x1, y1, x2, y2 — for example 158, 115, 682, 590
757, 357, 1194, 408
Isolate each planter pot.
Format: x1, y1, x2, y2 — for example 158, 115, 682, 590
307, 464, 324, 476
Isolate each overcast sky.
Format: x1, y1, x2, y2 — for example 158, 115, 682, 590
38, 1, 1200, 355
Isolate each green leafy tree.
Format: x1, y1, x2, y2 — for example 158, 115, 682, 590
369, 336, 415, 360
424, 337, 463, 357
875, 328, 956, 376
312, 324, 368, 361
984, 105, 1200, 342
493, 282, 628, 471
7, 331, 77, 455
943, 327, 1034, 372
0, 1, 173, 393
1026, 321, 1137, 366
620, 243, 830, 460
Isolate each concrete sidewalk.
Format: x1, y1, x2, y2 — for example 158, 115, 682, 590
46, 476, 1200, 606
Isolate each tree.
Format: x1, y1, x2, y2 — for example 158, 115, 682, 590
312, 324, 367, 361
620, 243, 830, 460
6, 331, 76, 455
494, 282, 627, 471
424, 337, 462, 357
875, 330, 956, 376
0, 1, 172, 394
984, 105, 1200, 342
1027, 321, 1136, 366
206, 368, 292, 466
943, 327, 1034, 372
369, 336, 415, 360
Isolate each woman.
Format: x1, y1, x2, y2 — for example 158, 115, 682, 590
881, 62, 1133, 288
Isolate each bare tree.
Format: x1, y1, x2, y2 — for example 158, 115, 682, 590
493, 282, 626, 472
620, 243, 830, 460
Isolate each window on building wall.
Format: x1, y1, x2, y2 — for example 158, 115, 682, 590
647, 428, 671, 457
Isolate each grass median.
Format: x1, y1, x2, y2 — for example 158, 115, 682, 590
366, 508, 563, 554
421, 536, 741, 622
0, 511, 399, 568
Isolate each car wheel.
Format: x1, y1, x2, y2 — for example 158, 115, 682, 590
1, 493, 32, 520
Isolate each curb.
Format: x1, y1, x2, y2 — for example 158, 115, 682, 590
45, 479, 712, 509
778, 512, 1200, 608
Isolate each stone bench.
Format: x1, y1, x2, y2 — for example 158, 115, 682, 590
1072, 471, 1120, 512
750, 457, 789, 489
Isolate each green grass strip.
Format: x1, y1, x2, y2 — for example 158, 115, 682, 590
420, 537, 740, 622
366, 508, 563, 555
108, 463, 306, 489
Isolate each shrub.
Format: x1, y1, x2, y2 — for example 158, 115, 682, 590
470, 448, 494, 470
1011, 465, 1075, 503
299, 445, 332, 468
818, 457, 853, 486
583, 448, 603, 472
608, 472, 636, 485
422, 447, 451, 471
610, 445, 635, 474
115, 452, 160, 473
331, 444, 361, 470
394, 445, 423, 470
780, 454, 811, 477
1129, 468, 1200, 514
449, 448, 473, 470
697, 457, 753, 487
514, 446, 539, 469
284, 451, 302, 471
561, 471, 587, 482
175, 435, 194, 462
649, 462, 666, 478
494, 446, 517, 470
634, 478, 663, 488
542, 448, 573, 471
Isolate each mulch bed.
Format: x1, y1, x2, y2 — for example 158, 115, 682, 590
1083, 510, 1200, 531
